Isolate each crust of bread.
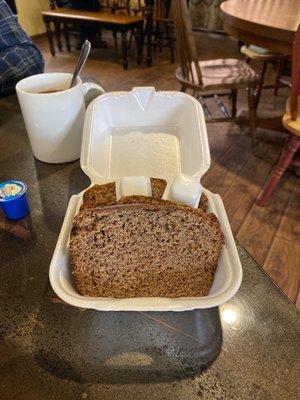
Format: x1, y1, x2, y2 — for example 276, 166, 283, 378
117, 194, 208, 213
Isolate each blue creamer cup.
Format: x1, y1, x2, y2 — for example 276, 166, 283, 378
0, 180, 30, 220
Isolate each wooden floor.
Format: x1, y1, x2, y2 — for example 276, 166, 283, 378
34, 32, 299, 307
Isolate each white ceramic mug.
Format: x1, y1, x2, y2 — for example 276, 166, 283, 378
16, 72, 105, 163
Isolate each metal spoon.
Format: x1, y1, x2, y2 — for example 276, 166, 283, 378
69, 40, 91, 88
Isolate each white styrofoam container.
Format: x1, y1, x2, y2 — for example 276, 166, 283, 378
80, 87, 210, 182
49, 87, 242, 311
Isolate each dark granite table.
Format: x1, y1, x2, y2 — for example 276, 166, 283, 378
0, 95, 299, 400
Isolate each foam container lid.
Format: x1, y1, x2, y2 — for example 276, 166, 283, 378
80, 87, 210, 182
49, 87, 242, 311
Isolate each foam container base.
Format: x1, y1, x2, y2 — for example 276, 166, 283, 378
49, 188, 242, 312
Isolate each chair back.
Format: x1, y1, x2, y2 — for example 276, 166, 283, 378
172, 0, 202, 85
130, 0, 143, 15
49, 0, 56, 9
111, 0, 131, 14
290, 25, 300, 120
154, 0, 172, 20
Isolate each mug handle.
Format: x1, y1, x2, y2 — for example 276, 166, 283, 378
82, 82, 105, 105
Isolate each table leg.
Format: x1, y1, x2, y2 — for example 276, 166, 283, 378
45, 19, 55, 56
144, 2, 153, 67
54, 21, 62, 51
121, 30, 128, 70
63, 23, 71, 52
113, 31, 118, 47
247, 86, 258, 149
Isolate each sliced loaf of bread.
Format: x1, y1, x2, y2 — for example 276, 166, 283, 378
82, 182, 116, 208
70, 203, 224, 298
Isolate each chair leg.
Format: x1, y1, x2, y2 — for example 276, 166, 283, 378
247, 86, 258, 150
231, 89, 237, 117
181, 84, 187, 92
63, 23, 71, 52
45, 20, 55, 56
165, 22, 174, 64
54, 22, 62, 51
274, 58, 285, 96
254, 60, 268, 108
135, 23, 143, 65
257, 135, 300, 206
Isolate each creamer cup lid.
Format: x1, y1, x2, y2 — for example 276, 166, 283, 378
0, 180, 27, 202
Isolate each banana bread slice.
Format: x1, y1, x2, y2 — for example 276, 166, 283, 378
150, 177, 167, 198
70, 203, 224, 298
117, 194, 208, 213
82, 182, 116, 206
81, 180, 208, 212
80, 178, 167, 211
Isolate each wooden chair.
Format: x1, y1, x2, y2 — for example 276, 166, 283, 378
129, 0, 143, 15
257, 27, 300, 206
241, 44, 289, 105
172, 0, 260, 146
110, 0, 131, 14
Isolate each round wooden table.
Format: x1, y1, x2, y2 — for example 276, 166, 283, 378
220, 0, 300, 55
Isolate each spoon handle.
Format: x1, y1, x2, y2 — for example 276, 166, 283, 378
70, 40, 91, 88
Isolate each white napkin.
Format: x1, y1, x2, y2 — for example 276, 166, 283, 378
116, 176, 152, 200
166, 173, 202, 208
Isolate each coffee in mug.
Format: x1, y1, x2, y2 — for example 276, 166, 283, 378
39, 88, 63, 94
